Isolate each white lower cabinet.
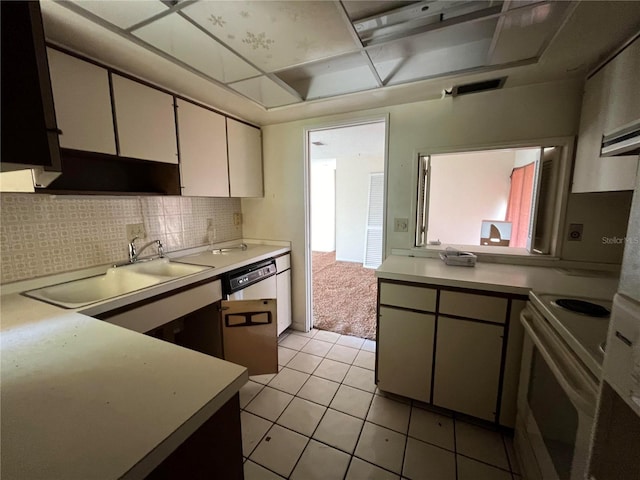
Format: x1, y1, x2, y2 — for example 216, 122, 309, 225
499, 299, 527, 428
377, 306, 435, 402
433, 316, 503, 422
377, 280, 524, 425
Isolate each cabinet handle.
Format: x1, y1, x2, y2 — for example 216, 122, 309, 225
615, 331, 633, 347
47, 128, 63, 135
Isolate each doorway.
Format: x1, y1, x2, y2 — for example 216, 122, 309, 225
305, 119, 387, 339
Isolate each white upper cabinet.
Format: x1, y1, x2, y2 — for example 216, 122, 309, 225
573, 37, 639, 193
111, 74, 178, 164
227, 118, 263, 197
47, 49, 116, 154
176, 99, 229, 197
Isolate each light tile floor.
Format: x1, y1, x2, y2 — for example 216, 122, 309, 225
241, 328, 522, 480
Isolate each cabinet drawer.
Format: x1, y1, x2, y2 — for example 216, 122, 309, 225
379, 282, 436, 312
439, 291, 507, 323
276, 254, 290, 272
105, 280, 222, 333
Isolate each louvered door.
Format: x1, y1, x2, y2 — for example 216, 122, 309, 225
363, 172, 384, 269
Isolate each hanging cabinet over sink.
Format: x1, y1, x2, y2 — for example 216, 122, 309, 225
47, 48, 116, 155
35, 47, 263, 197
176, 99, 229, 197
112, 75, 178, 164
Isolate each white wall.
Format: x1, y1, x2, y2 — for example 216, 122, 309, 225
242, 79, 583, 330
310, 159, 336, 252
427, 150, 515, 245
336, 155, 384, 262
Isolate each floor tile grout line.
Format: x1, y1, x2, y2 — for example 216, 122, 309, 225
399, 401, 413, 479
456, 452, 515, 475
341, 380, 376, 479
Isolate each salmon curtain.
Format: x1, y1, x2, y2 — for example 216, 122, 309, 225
505, 163, 535, 248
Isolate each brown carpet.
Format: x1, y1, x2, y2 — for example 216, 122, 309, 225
312, 251, 377, 340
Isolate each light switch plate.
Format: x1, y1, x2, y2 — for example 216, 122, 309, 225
234, 213, 242, 226
394, 218, 409, 232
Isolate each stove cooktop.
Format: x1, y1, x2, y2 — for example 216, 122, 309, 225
529, 292, 613, 378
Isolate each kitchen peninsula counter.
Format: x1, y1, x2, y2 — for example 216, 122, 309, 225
377, 254, 620, 299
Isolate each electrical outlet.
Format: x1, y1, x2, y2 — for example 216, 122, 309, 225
126, 223, 146, 240
568, 223, 583, 241
207, 218, 214, 229
394, 218, 409, 232
233, 213, 242, 226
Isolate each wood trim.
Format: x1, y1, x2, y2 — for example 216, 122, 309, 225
147, 393, 243, 480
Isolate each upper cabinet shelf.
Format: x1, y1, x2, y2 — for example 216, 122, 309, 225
573, 36, 640, 193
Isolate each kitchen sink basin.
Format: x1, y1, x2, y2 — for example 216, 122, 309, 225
122, 258, 210, 278
24, 268, 161, 309
24, 259, 212, 308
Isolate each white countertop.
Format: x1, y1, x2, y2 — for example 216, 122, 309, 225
0, 240, 290, 479
377, 255, 620, 299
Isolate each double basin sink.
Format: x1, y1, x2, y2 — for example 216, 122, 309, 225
24, 259, 211, 309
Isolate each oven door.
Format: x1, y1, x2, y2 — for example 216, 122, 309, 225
516, 306, 598, 480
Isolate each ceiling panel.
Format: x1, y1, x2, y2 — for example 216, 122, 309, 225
181, 1, 361, 72
368, 18, 498, 85
133, 13, 260, 84
489, 1, 573, 65
72, 0, 168, 29
228, 76, 302, 108
276, 53, 379, 100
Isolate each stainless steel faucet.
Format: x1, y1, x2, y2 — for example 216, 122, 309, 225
128, 237, 164, 263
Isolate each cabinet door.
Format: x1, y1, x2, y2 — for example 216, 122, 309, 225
276, 269, 292, 336
602, 38, 640, 135
1, 2, 61, 171
227, 118, 263, 197
112, 74, 178, 164
47, 49, 116, 154
499, 300, 526, 427
176, 99, 229, 196
377, 306, 434, 402
573, 40, 639, 193
221, 299, 277, 376
433, 316, 503, 421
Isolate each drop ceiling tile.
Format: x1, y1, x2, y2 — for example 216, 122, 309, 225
72, 0, 168, 29
182, 1, 361, 72
368, 17, 498, 85
276, 53, 379, 100
229, 76, 301, 108
489, 2, 573, 65
133, 13, 260, 83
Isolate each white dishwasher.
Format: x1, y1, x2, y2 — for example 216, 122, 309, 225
221, 259, 278, 375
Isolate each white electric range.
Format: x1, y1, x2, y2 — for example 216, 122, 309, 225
515, 291, 612, 480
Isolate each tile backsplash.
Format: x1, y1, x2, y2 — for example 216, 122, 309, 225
0, 194, 242, 284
